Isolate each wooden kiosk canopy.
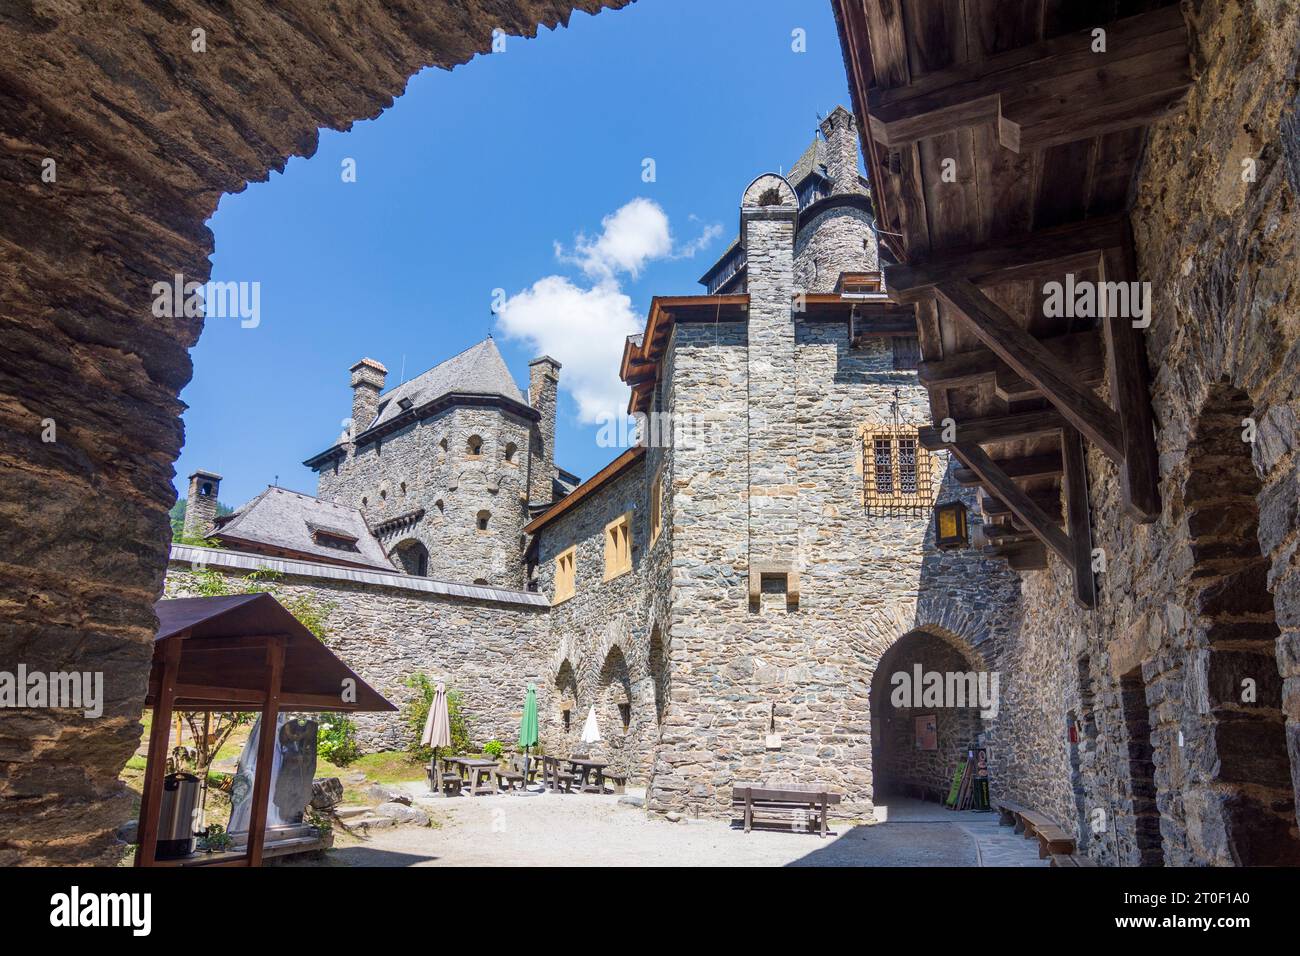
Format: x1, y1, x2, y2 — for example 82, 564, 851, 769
136, 593, 394, 867
834, 0, 1193, 606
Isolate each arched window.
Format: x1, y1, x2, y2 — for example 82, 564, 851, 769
476, 510, 490, 531
504, 441, 517, 464
399, 481, 407, 497
392, 539, 429, 577
361, 496, 368, 508
466, 434, 483, 457
434, 499, 445, 514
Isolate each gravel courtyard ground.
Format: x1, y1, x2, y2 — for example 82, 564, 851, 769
280, 788, 1048, 868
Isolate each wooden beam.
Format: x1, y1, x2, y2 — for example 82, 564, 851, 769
884, 216, 1126, 304
954, 452, 1062, 486
865, 7, 1189, 151
245, 636, 284, 868
918, 331, 1101, 392
1062, 427, 1098, 608
980, 489, 1062, 520
1100, 245, 1161, 522
135, 633, 182, 867
951, 442, 1072, 564
919, 409, 1065, 451
989, 540, 1049, 571
935, 279, 1125, 462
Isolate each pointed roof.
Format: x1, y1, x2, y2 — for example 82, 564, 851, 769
212, 486, 394, 570
786, 135, 829, 187
361, 338, 526, 432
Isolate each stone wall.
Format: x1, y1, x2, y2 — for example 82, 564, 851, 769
992, 0, 1300, 866
164, 547, 550, 752
533, 459, 664, 780
0, 0, 630, 865
316, 405, 535, 588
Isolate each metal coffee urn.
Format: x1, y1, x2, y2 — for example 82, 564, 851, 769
156, 771, 200, 859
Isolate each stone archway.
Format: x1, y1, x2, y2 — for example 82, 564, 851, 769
390, 538, 429, 576
0, 0, 631, 866
868, 627, 991, 807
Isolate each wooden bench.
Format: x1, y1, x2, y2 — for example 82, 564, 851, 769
732, 784, 842, 838
995, 800, 1077, 858
494, 755, 527, 791
542, 756, 576, 794
603, 771, 628, 795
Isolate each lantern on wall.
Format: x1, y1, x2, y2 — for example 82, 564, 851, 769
933, 499, 969, 550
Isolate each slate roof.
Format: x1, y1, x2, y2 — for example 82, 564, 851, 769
212, 486, 394, 570
361, 338, 527, 433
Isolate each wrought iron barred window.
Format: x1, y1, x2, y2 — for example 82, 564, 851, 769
874, 438, 894, 495
863, 425, 935, 516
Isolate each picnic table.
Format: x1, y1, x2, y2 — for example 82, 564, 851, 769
566, 758, 607, 793
447, 757, 500, 796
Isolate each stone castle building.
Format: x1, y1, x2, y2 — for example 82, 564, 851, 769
7, 0, 1299, 869
167, 107, 1016, 820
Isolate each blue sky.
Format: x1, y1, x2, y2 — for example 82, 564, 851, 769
178, 0, 853, 508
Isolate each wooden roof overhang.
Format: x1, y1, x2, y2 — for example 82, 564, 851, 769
136, 594, 394, 867
834, 1, 1193, 607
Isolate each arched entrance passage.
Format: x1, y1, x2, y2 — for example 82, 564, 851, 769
869, 629, 990, 806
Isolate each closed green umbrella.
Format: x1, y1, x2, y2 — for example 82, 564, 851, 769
520, 684, 539, 789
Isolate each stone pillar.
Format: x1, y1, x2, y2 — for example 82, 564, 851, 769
527, 356, 561, 506
819, 105, 868, 197
742, 175, 800, 600
182, 470, 222, 538
349, 358, 387, 436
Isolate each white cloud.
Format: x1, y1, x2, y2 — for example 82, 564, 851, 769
557, 197, 673, 280
495, 276, 640, 424
502, 200, 722, 428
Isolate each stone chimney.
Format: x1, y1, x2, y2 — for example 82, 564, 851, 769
819, 105, 868, 197
183, 470, 222, 539
741, 174, 800, 603
349, 358, 387, 436
527, 356, 561, 505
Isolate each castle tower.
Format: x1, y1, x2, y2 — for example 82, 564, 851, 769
182, 470, 222, 538
349, 358, 387, 436
527, 356, 561, 506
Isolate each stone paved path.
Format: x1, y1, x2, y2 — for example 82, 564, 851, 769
279, 788, 1047, 868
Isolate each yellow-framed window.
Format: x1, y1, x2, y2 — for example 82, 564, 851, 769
603, 512, 632, 581
553, 546, 576, 604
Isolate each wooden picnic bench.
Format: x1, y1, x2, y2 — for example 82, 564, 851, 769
602, 770, 628, 795
732, 784, 842, 838
542, 755, 576, 793
494, 756, 525, 791
995, 799, 1077, 858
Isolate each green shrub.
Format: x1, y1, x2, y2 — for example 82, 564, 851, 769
317, 713, 361, 767
483, 739, 503, 759
403, 674, 471, 760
